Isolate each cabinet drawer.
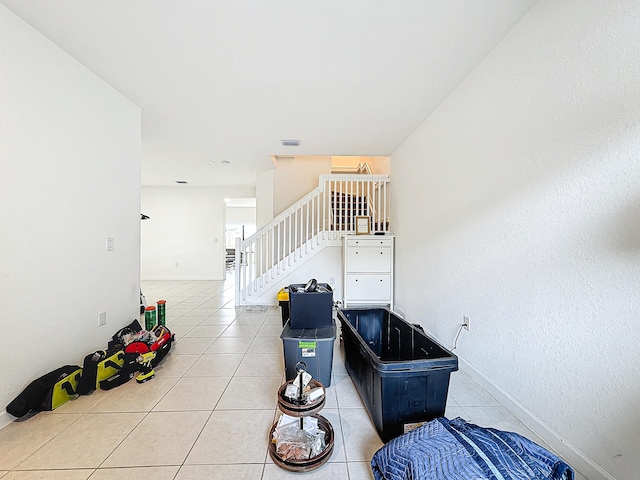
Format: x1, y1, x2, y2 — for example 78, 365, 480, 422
346, 247, 391, 272
346, 238, 393, 248
346, 274, 391, 301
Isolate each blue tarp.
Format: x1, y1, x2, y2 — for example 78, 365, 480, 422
371, 417, 574, 480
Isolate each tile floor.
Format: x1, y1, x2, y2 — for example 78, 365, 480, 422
0, 279, 585, 480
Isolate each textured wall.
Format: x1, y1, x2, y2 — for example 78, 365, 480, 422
391, 1, 640, 479
141, 186, 255, 280
272, 156, 331, 216
0, 5, 141, 426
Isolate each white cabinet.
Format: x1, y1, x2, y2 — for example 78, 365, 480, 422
343, 234, 394, 309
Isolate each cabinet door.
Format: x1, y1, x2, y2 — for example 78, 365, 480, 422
346, 274, 391, 301
346, 247, 391, 272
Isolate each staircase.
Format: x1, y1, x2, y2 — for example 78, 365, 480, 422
330, 192, 369, 231
235, 174, 390, 306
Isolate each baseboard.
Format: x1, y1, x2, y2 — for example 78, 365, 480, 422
140, 276, 220, 281
457, 356, 615, 480
0, 410, 13, 430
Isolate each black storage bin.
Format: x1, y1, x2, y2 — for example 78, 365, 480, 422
288, 283, 333, 329
337, 307, 458, 442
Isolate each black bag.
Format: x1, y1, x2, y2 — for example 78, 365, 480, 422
76, 350, 125, 395
7, 365, 82, 418
98, 353, 138, 390
107, 319, 143, 352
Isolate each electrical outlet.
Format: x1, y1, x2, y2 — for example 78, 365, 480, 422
98, 311, 107, 326
463, 315, 470, 331
106, 237, 114, 251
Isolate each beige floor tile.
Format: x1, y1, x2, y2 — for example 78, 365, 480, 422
170, 301, 202, 309
323, 383, 339, 409
216, 376, 283, 410
89, 377, 178, 413
165, 308, 195, 319
153, 376, 230, 411
198, 299, 230, 309
175, 464, 264, 480
445, 405, 468, 420
448, 371, 500, 407
183, 308, 219, 317
183, 325, 227, 338
315, 409, 345, 463
248, 336, 283, 354
166, 324, 195, 338
339, 408, 383, 462
0, 472, 7, 479
235, 354, 283, 377
262, 462, 349, 479
331, 361, 348, 377
205, 337, 251, 354
102, 411, 210, 467
3, 470, 94, 480
17, 413, 144, 469
347, 461, 375, 480
219, 324, 261, 338
184, 353, 244, 377
153, 354, 199, 377
258, 323, 286, 337
50, 389, 113, 415
333, 375, 365, 409
217, 307, 244, 316
184, 409, 275, 464
198, 315, 236, 326
170, 337, 215, 355
167, 315, 205, 326
89, 466, 179, 480
233, 314, 266, 325
264, 315, 284, 325
462, 405, 545, 444
0, 413, 81, 470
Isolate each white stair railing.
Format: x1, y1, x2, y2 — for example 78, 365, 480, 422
235, 174, 390, 305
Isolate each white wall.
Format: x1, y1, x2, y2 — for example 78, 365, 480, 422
226, 206, 256, 224
0, 6, 141, 427
141, 186, 255, 280
391, 1, 640, 479
243, 245, 343, 307
256, 169, 274, 229
273, 156, 331, 216
331, 156, 391, 175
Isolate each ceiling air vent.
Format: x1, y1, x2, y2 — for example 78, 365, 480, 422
281, 139, 301, 147
175, 180, 188, 184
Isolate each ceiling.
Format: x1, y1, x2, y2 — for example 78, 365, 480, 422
2, 0, 538, 187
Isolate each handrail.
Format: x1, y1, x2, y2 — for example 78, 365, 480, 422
235, 174, 390, 305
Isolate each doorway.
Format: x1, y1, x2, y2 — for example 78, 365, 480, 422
224, 198, 257, 274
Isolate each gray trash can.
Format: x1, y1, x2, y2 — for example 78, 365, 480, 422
281, 320, 335, 387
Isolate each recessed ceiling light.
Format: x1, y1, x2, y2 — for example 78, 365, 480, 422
209, 161, 215, 165
281, 139, 301, 147
175, 180, 188, 184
